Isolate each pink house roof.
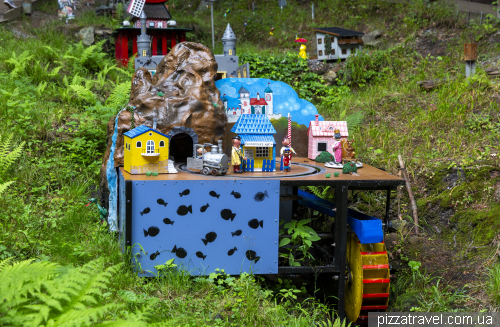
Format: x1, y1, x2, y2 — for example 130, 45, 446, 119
250, 98, 268, 106
308, 120, 348, 137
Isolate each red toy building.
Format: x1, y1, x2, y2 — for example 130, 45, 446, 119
113, 0, 192, 67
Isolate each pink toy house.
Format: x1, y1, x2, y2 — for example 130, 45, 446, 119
307, 115, 348, 160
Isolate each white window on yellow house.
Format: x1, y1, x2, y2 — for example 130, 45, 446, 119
255, 147, 269, 158
136, 141, 142, 148
146, 140, 155, 154
126, 143, 128, 150
149, 132, 153, 136
159, 140, 165, 147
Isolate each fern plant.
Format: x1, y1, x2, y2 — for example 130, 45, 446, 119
0, 134, 24, 196
106, 82, 131, 109
5, 51, 34, 77
0, 258, 148, 327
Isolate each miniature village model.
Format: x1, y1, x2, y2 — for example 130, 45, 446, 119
313, 27, 364, 61
101, 30, 405, 324
114, 0, 192, 67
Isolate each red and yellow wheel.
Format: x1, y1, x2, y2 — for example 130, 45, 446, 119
345, 232, 390, 324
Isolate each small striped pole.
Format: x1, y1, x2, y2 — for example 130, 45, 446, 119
287, 113, 292, 146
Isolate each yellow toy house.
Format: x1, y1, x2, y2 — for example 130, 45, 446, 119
124, 124, 177, 174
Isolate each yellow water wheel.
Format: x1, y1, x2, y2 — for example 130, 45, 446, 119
345, 232, 390, 324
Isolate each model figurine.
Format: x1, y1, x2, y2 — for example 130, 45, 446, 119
280, 137, 296, 171
282, 149, 291, 172
324, 129, 344, 169
331, 130, 343, 163
231, 135, 246, 173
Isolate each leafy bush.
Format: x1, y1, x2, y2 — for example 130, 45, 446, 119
0, 258, 150, 326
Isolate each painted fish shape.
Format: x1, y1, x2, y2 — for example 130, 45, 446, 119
209, 190, 220, 199
202, 232, 217, 246
140, 207, 151, 216
162, 218, 174, 225
200, 203, 210, 212
220, 209, 236, 221
179, 189, 190, 197
254, 190, 269, 202
231, 229, 242, 237
172, 245, 187, 258
196, 251, 207, 260
245, 250, 261, 263
248, 219, 264, 229
157, 198, 168, 207
143, 226, 160, 237
230, 191, 241, 199
227, 247, 238, 256
177, 205, 192, 216
150, 251, 160, 260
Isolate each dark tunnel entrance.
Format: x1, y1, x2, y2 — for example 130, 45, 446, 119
169, 133, 193, 163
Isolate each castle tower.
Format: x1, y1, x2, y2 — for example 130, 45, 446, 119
221, 94, 228, 110
264, 83, 273, 115
238, 87, 250, 114
136, 11, 151, 58
222, 23, 237, 56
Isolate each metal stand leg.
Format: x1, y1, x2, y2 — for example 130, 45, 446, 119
385, 187, 391, 234
334, 185, 348, 323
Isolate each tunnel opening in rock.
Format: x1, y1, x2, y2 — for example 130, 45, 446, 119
169, 133, 194, 163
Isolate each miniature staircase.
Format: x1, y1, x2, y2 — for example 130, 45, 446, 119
167, 159, 178, 174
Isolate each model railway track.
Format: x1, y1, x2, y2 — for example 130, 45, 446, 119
178, 161, 327, 178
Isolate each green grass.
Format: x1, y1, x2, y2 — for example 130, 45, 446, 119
1, 0, 500, 322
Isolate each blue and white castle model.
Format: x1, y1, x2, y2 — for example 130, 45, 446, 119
222, 83, 282, 123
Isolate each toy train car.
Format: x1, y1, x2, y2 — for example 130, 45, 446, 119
186, 140, 229, 176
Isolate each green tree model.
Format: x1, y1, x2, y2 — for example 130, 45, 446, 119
315, 151, 334, 163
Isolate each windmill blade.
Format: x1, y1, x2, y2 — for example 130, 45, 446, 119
127, 0, 145, 17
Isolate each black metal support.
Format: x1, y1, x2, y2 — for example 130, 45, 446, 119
278, 265, 338, 274
385, 187, 391, 234
125, 180, 133, 247
334, 185, 348, 323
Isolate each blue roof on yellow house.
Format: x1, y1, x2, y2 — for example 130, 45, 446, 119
231, 114, 277, 134
124, 125, 170, 139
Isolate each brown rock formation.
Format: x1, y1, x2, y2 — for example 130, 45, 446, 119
99, 42, 226, 204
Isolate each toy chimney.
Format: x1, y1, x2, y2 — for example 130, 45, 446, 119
256, 93, 260, 100
315, 114, 319, 126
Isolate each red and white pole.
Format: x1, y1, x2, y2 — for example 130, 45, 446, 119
287, 113, 292, 146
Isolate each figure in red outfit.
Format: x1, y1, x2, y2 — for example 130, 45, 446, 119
282, 149, 291, 172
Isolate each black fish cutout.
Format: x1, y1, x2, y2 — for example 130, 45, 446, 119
220, 209, 236, 221
227, 247, 238, 256
230, 191, 241, 199
254, 191, 269, 202
200, 203, 210, 212
246, 250, 261, 263
248, 219, 264, 229
177, 205, 192, 216
143, 226, 160, 237
231, 229, 242, 237
196, 251, 207, 260
162, 218, 174, 225
179, 189, 190, 197
209, 191, 220, 199
150, 251, 160, 260
172, 245, 187, 258
157, 199, 168, 207
140, 207, 151, 216
202, 232, 217, 245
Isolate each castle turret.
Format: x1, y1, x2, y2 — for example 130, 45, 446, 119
222, 23, 237, 56
264, 83, 273, 115
137, 11, 151, 57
